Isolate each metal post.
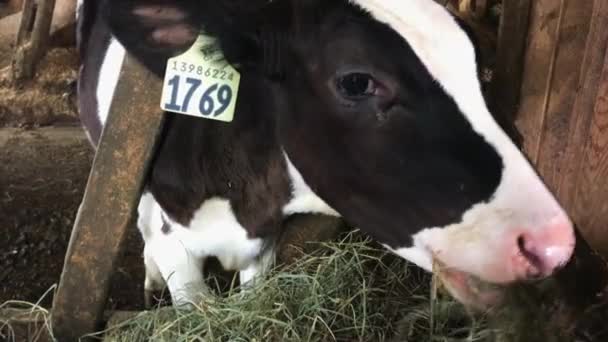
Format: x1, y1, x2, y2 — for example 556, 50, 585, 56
29, 0, 56, 62
15, 0, 36, 45
12, 0, 56, 80
50, 55, 166, 341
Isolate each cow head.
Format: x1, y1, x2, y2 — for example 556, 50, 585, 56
104, 0, 575, 307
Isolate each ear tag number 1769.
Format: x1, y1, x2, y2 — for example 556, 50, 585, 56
160, 35, 241, 122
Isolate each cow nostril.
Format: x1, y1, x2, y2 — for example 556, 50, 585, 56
516, 234, 543, 279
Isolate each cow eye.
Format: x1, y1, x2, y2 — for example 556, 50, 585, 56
336, 72, 377, 100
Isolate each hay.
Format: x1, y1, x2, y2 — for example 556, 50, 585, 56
2, 232, 605, 341
0, 286, 56, 342
100, 233, 492, 342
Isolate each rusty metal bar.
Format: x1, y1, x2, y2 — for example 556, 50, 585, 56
50, 55, 166, 341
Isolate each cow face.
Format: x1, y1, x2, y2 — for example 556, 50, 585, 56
273, 0, 575, 303
279, 2, 505, 248
103, 0, 575, 306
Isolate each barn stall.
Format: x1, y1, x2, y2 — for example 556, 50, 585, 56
0, 0, 607, 341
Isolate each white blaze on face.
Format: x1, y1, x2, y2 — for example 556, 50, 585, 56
350, 0, 573, 283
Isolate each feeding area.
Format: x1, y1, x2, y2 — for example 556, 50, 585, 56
1, 0, 608, 341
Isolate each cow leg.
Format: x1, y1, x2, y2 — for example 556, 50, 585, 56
137, 193, 207, 307
145, 236, 207, 307
239, 243, 275, 289
137, 193, 167, 308
142, 245, 165, 308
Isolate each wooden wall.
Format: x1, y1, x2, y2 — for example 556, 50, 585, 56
514, 0, 608, 254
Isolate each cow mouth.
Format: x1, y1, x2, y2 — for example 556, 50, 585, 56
432, 259, 506, 311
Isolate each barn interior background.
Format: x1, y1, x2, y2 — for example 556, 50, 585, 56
0, 0, 607, 341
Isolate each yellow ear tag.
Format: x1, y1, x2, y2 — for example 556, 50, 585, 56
160, 35, 241, 122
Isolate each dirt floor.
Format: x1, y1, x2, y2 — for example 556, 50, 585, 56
0, 49, 79, 127
0, 47, 148, 311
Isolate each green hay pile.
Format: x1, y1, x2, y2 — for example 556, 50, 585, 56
101, 235, 492, 342
3, 233, 605, 341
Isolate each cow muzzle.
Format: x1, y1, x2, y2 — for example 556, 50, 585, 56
432, 213, 575, 309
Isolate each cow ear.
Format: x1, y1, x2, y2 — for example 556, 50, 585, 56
103, 0, 292, 79
104, 1, 201, 51
198, 0, 293, 80
253, 27, 291, 80
102, 0, 200, 74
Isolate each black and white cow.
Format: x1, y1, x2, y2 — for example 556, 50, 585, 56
77, 0, 576, 308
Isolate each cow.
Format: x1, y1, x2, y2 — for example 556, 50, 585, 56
77, 0, 576, 309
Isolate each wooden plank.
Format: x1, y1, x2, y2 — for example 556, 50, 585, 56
0, 309, 145, 342
556, 0, 608, 254
0, 308, 52, 342
571, 55, 608, 254
533, 0, 594, 188
50, 55, 165, 341
516, 0, 594, 167
516, 0, 608, 254
12, 0, 57, 80
29, 0, 56, 62
0, 0, 77, 63
489, 0, 531, 123
15, 0, 35, 45
0, 126, 87, 147
515, 0, 562, 161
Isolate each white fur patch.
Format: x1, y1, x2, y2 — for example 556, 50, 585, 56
282, 153, 340, 217
137, 152, 346, 305
139, 151, 347, 304
137, 192, 164, 241
164, 198, 264, 271
239, 246, 275, 288
137, 193, 265, 304
384, 243, 433, 271
96, 37, 126, 126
